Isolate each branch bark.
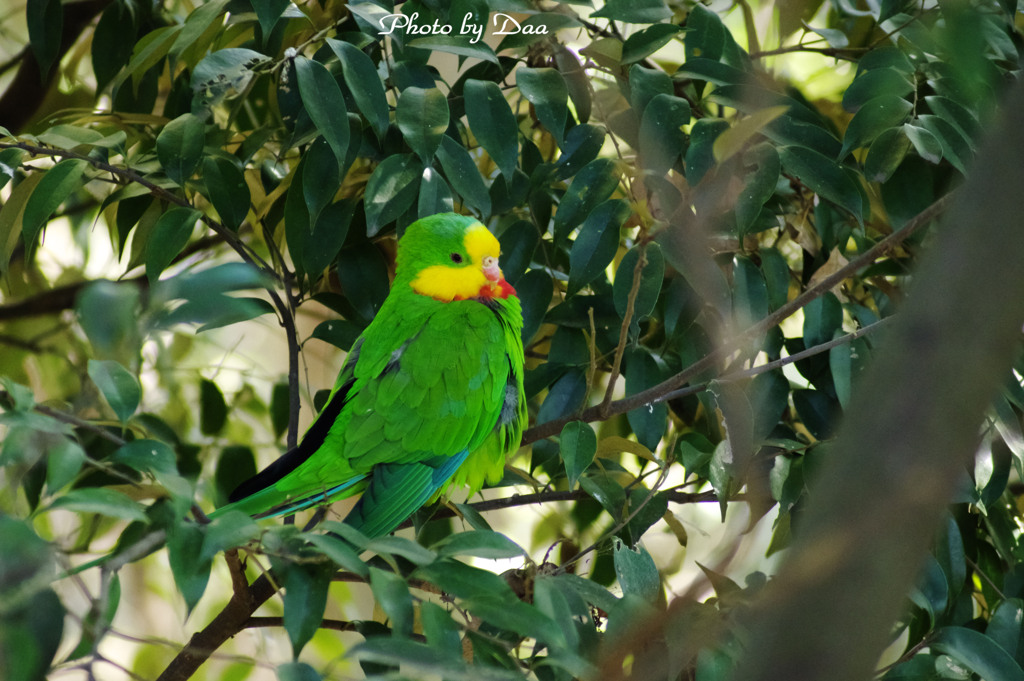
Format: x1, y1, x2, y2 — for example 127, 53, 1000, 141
155, 573, 277, 681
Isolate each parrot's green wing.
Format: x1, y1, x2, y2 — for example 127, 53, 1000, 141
212, 213, 525, 538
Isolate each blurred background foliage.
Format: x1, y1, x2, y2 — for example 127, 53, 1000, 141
1, 0, 1023, 679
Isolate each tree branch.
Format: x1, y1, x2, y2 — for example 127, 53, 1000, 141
521, 191, 954, 445
155, 573, 277, 681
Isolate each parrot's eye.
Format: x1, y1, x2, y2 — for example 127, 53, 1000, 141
450, 253, 463, 264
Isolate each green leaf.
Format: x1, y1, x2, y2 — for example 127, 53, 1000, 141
931, 626, 1024, 681
803, 292, 843, 348
675, 58, 747, 86
517, 269, 553, 344
804, 24, 849, 48
988, 599, 1024, 660
169, 0, 230, 63
22, 159, 87, 258
200, 511, 261, 563
46, 438, 85, 493
735, 144, 781, 234
536, 369, 587, 425
303, 532, 369, 578
842, 67, 915, 112
215, 445, 256, 505
415, 558, 514, 602
793, 390, 838, 440
924, 95, 980, 141
613, 538, 661, 602
418, 167, 453, 216
864, 126, 912, 182
88, 359, 141, 423
554, 158, 620, 241
27, 0, 62, 78
276, 661, 322, 681
714, 107, 790, 165
250, 0, 291, 39
92, 1, 136, 92
120, 26, 180, 94
365, 535, 437, 565
622, 23, 685, 64
555, 123, 605, 177
560, 421, 597, 488
397, 87, 450, 162
199, 379, 228, 435
704, 442, 733, 520
202, 156, 250, 230
437, 135, 491, 216
613, 242, 665, 332
336, 242, 390, 320
324, 187, 375, 264
685, 118, 731, 185
779, 145, 863, 222
112, 439, 176, 476
369, 567, 414, 637
327, 39, 390, 141
420, 601, 461, 658
0, 147, 24, 192
294, 56, 350, 169
499, 220, 538, 285
433, 531, 526, 559
167, 522, 210, 614
903, 124, 943, 164
407, 35, 499, 65
353, 637, 521, 681
629, 65, 673, 118
579, 473, 626, 518
157, 113, 205, 186
311, 318, 363, 352
76, 280, 141, 359
192, 47, 268, 107
639, 94, 691, 175
592, 0, 672, 23
283, 562, 333, 655
625, 349, 669, 450
146, 207, 200, 284
48, 488, 147, 521
301, 137, 340, 227
829, 333, 853, 409
464, 590, 565, 645
917, 114, 972, 174
364, 154, 420, 236
839, 95, 913, 159
464, 79, 519, 180
568, 199, 627, 296
517, 67, 569, 145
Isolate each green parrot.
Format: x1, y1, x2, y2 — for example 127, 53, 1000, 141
212, 213, 526, 538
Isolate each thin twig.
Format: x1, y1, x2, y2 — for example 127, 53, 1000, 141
521, 190, 954, 445
656, 317, 891, 404
602, 242, 648, 417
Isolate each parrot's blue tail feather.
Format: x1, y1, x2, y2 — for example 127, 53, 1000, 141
343, 449, 470, 537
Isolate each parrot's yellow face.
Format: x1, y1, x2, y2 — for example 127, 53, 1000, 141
410, 222, 514, 301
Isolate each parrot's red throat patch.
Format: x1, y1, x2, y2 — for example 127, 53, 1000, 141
453, 278, 516, 302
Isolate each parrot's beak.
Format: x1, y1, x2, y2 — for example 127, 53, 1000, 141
482, 255, 502, 283
480, 254, 515, 298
